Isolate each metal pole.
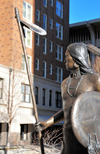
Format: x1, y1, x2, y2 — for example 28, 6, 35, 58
15, 8, 45, 154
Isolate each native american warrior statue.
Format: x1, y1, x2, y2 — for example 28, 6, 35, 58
15, 7, 100, 154
39, 43, 100, 154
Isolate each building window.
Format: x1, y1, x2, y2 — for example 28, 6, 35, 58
24, 28, 32, 48
23, 1, 32, 22
43, 0, 47, 7
42, 88, 45, 105
36, 10, 40, 21
43, 61, 46, 78
50, 41, 53, 52
0, 79, 3, 99
43, 38, 47, 54
55, 92, 62, 108
50, 0, 53, 6
35, 87, 38, 104
49, 64, 52, 75
50, 18, 53, 29
56, 45, 63, 61
56, 1, 63, 18
22, 54, 31, 72
21, 84, 30, 103
56, 23, 63, 40
56, 67, 63, 82
36, 34, 39, 45
36, 59, 39, 70
49, 90, 52, 106
43, 14, 47, 31
20, 124, 28, 140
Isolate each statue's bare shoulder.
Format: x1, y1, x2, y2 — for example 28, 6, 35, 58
61, 77, 69, 89
91, 73, 100, 92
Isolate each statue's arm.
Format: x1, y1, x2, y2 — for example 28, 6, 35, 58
40, 109, 64, 130
95, 75, 100, 92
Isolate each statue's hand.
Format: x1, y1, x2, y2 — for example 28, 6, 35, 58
35, 121, 46, 132
39, 121, 47, 128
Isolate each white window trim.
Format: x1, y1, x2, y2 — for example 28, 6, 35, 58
50, 0, 53, 6
43, 38, 47, 54
56, 0, 63, 18
56, 22, 63, 40
43, 61, 46, 78
23, 1, 32, 22
24, 27, 32, 48
36, 59, 39, 70
56, 67, 63, 83
43, 0, 47, 7
43, 14, 47, 31
36, 34, 39, 45
56, 44, 63, 61
36, 9, 40, 21
50, 41, 53, 52
49, 64, 52, 75
50, 18, 53, 29
22, 54, 31, 73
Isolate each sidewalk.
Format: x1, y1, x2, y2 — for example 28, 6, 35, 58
5, 145, 61, 154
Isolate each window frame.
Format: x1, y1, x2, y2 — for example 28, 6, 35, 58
43, 38, 47, 54
50, 18, 53, 29
56, 44, 63, 61
20, 124, 28, 140
56, 23, 63, 40
43, 14, 47, 31
24, 27, 32, 48
22, 54, 31, 73
42, 88, 45, 105
35, 87, 38, 104
36, 34, 39, 45
23, 1, 32, 22
21, 84, 30, 103
36, 59, 39, 70
50, 41, 53, 52
50, 0, 53, 6
56, 67, 63, 83
55, 91, 62, 108
49, 64, 52, 75
43, 0, 47, 7
36, 9, 40, 21
43, 61, 46, 78
49, 90, 52, 106
0, 79, 3, 99
56, 0, 63, 18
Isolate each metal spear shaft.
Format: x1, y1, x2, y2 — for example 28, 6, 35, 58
15, 7, 45, 154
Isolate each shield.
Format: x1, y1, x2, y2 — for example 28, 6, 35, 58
71, 91, 100, 148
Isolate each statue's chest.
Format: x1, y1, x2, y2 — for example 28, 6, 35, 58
62, 76, 93, 101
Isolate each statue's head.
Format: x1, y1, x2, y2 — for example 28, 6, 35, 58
65, 43, 94, 74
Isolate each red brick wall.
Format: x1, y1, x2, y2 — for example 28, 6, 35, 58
0, 0, 35, 74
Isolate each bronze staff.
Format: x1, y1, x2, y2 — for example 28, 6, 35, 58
15, 7, 45, 154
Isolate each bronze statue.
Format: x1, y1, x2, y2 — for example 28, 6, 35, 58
39, 43, 100, 154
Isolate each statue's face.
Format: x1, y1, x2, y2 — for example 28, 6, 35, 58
65, 50, 78, 70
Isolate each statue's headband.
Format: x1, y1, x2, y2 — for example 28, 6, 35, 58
86, 44, 100, 57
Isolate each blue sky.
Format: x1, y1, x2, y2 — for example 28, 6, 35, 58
69, 0, 100, 24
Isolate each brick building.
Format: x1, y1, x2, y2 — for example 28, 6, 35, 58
0, 0, 69, 144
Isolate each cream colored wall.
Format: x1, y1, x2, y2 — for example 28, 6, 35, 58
34, 75, 62, 117
0, 64, 63, 135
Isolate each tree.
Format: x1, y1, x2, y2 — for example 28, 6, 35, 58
1, 67, 22, 147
